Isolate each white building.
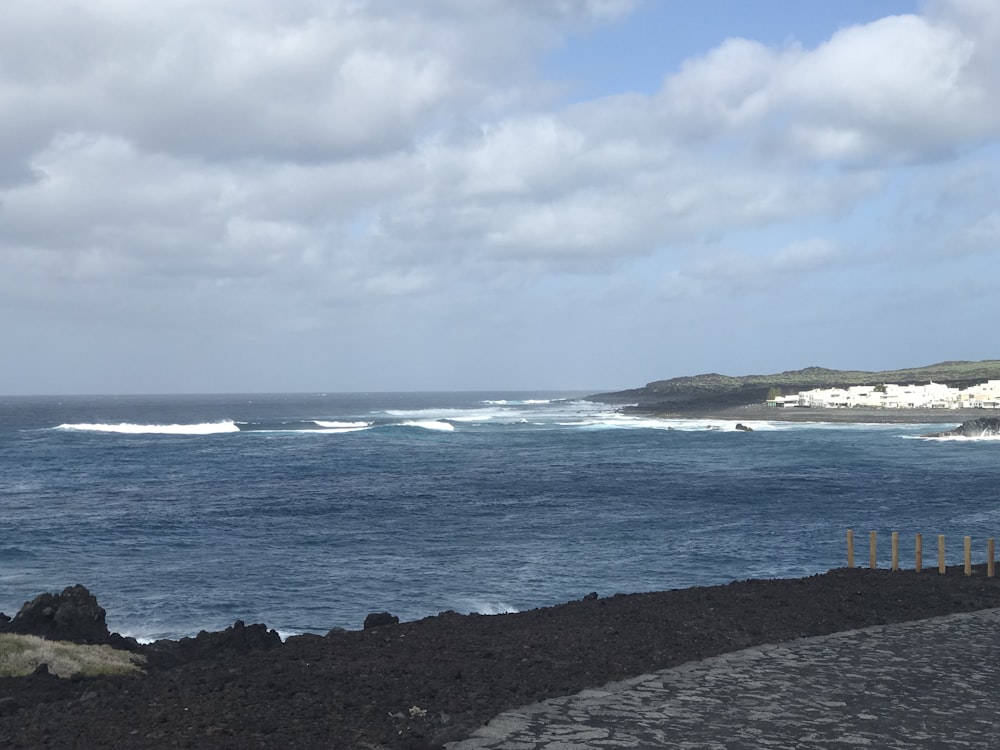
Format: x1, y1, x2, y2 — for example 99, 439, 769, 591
773, 380, 998, 410
959, 380, 1000, 409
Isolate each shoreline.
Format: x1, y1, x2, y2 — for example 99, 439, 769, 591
639, 404, 982, 425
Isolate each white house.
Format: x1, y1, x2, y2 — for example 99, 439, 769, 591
960, 380, 1000, 408
779, 380, 986, 410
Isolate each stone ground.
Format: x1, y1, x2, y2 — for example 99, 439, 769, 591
450, 608, 1000, 749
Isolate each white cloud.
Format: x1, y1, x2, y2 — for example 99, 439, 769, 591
1, 0, 1000, 391
655, 8, 1000, 166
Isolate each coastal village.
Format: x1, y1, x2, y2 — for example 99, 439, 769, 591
766, 380, 1000, 410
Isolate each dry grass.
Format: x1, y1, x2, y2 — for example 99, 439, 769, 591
0, 634, 145, 678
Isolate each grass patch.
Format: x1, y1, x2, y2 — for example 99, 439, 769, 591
0, 634, 145, 678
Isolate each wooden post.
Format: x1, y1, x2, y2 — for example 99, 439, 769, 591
870, 531, 877, 570
915, 533, 923, 573
938, 534, 946, 574
989, 538, 995, 578
846, 529, 855, 568
964, 536, 972, 576
891, 532, 899, 571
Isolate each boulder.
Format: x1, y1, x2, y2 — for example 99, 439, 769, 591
924, 417, 1000, 438
735, 423, 754, 432
363, 612, 399, 630
0, 585, 110, 644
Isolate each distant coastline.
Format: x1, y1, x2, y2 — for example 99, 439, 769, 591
590, 360, 1000, 424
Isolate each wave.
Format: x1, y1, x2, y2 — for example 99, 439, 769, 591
909, 434, 1000, 442
310, 421, 373, 433
400, 420, 455, 432
55, 421, 240, 435
481, 399, 553, 406
382, 407, 519, 425
565, 415, 928, 432
313, 421, 372, 429
567, 416, 761, 431
463, 600, 519, 616
381, 400, 599, 425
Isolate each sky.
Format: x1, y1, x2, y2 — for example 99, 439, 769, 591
2, 0, 998, 395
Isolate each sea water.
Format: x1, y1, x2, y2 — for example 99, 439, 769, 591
1, 392, 997, 641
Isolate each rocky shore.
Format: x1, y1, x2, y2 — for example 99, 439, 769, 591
4, 569, 1000, 748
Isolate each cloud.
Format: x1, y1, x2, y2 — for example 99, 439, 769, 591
1, 0, 999, 391
1, 0, 630, 171
656, 6, 1000, 166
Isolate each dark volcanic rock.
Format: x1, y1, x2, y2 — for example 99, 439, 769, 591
364, 611, 400, 630
142, 619, 282, 669
924, 417, 1000, 438
735, 423, 753, 432
0, 584, 110, 644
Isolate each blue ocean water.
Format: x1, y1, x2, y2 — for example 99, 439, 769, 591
1, 392, 997, 641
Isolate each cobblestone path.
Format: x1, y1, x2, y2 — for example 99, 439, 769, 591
449, 608, 1000, 749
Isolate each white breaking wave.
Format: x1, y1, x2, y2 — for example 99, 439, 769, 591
313, 420, 372, 430
911, 434, 1000, 442
481, 399, 552, 406
568, 416, 742, 431
55, 421, 239, 435
401, 419, 455, 432
566, 415, 921, 432
385, 407, 502, 421
382, 400, 602, 425
465, 601, 518, 616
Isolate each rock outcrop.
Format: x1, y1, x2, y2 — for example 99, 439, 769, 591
363, 612, 399, 630
1, 586, 282, 669
924, 417, 1000, 438
142, 619, 283, 669
0, 584, 111, 645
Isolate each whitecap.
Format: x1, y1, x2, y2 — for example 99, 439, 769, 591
313, 420, 373, 430
400, 420, 455, 432
54, 421, 239, 435
481, 399, 552, 406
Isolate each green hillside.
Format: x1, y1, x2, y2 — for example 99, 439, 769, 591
589, 360, 1000, 411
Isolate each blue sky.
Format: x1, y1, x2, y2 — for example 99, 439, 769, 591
0, 0, 997, 394
546, 1, 922, 98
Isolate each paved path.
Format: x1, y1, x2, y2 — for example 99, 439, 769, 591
449, 608, 1000, 749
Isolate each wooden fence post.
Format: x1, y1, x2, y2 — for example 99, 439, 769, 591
915, 533, 923, 573
891, 532, 899, 571
938, 534, 946, 574
964, 536, 972, 576
846, 529, 855, 569
870, 531, 877, 570
989, 538, 995, 578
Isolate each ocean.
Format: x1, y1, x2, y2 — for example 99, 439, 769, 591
1, 392, 997, 642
